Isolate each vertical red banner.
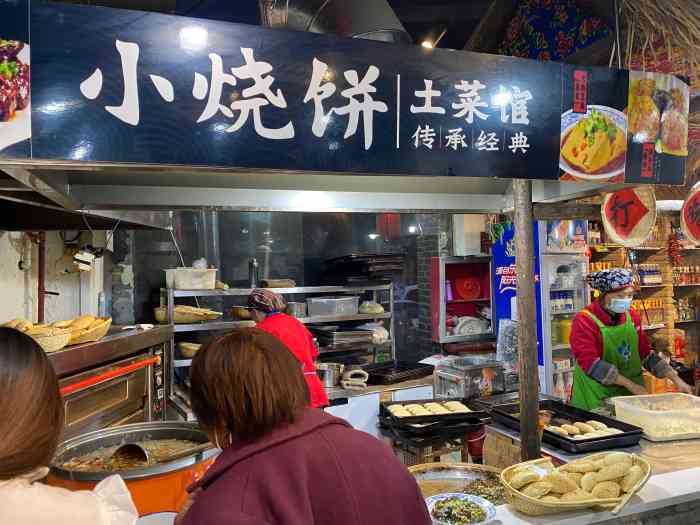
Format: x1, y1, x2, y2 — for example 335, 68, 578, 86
572, 70, 588, 114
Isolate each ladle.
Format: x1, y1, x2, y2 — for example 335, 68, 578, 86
111, 441, 213, 466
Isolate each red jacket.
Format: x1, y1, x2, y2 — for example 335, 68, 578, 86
182, 409, 431, 525
570, 300, 652, 374
256, 313, 329, 408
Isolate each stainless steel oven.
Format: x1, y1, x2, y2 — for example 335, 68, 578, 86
59, 353, 161, 440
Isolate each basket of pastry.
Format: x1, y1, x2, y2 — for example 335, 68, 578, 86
2, 319, 72, 353
500, 451, 650, 516
52, 315, 113, 346
154, 305, 223, 324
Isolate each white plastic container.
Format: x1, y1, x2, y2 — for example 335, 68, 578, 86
306, 296, 359, 316
170, 268, 217, 290
613, 393, 700, 441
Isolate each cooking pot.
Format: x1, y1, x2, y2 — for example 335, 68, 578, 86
316, 363, 344, 388
48, 422, 219, 519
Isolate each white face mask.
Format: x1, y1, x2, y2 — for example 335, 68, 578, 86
608, 297, 632, 314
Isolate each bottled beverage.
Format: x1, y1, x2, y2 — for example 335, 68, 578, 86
553, 372, 566, 401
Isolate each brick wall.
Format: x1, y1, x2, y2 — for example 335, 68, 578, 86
413, 214, 452, 361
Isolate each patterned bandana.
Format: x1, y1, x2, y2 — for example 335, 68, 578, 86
248, 288, 287, 313
586, 269, 633, 294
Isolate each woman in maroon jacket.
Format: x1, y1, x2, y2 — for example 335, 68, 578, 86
178, 328, 431, 525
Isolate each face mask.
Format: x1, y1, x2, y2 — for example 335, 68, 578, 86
608, 297, 632, 314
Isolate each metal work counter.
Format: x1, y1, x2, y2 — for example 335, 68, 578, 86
48, 325, 173, 378
326, 376, 434, 401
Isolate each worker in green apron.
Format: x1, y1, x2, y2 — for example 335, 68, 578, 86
570, 269, 692, 410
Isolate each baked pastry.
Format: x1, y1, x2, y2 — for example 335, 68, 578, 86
561, 424, 581, 435
561, 461, 598, 473
546, 426, 569, 437
560, 490, 593, 502
573, 422, 596, 434
510, 470, 540, 490
522, 481, 552, 498
444, 401, 470, 412
596, 463, 629, 482
542, 472, 578, 494
621, 465, 644, 492
586, 420, 608, 431
581, 472, 598, 492
592, 481, 621, 499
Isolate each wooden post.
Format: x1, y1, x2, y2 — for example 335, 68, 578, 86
513, 179, 541, 461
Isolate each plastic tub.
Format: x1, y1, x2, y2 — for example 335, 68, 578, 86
306, 296, 359, 316
172, 268, 217, 290
613, 393, 700, 441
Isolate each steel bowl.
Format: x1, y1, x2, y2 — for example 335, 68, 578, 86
51, 421, 219, 482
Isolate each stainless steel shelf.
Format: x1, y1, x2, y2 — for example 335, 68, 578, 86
173, 320, 255, 332
174, 359, 192, 367
169, 394, 196, 422
552, 344, 571, 352
169, 285, 391, 297
301, 312, 391, 324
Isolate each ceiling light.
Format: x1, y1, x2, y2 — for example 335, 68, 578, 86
421, 41, 434, 49
179, 26, 208, 51
368, 233, 380, 240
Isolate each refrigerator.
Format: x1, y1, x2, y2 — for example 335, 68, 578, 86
492, 220, 588, 400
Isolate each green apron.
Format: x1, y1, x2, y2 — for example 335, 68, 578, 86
570, 309, 644, 410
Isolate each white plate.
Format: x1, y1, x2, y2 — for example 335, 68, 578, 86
426, 492, 497, 525
559, 105, 627, 182
0, 44, 31, 154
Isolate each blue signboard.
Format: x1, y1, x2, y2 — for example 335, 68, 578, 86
492, 222, 544, 365
0, 1, 689, 184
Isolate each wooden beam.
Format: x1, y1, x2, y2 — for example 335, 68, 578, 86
513, 179, 541, 461
533, 203, 600, 220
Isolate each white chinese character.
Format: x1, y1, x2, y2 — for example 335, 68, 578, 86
500, 86, 532, 125
227, 48, 294, 139
303, 58, 337, 138
150, 75, 174, 102
410, 79, 445, 114
444, 128, 467, 151
452, 80, 488, 123
508, 132, 530, 154
335, 66, 388, 150
475, 130, 500, 151
192, 49, 294, 139
80, 40, 141, 126
412, 125, 436, 149
192, 53, 237, 123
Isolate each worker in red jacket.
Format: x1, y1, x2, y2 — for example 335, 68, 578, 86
248, 288, 329, 408
570, 268, 691, 410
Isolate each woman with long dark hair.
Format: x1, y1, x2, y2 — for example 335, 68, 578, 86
0, 328, 137, 525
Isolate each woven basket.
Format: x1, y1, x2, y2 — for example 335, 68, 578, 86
28, 328, 72, 353
154, 306, 223, 324
500, 453, 651, 517
68, 317, 112, 346
410, 463, 503, 499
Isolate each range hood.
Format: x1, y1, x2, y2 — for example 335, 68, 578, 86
0, 168, 169, 231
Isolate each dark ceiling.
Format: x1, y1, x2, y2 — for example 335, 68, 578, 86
388, 0, 492, 50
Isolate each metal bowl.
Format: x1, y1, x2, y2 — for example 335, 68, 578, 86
51, 421, 219, 482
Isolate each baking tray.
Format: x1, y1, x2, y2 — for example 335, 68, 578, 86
378, 416, 480, 437
381, 421, 484, 448
364, 361, 434, 385
380, 397, 491, 426
469, 392, 561, 412
493, 400, 643, 454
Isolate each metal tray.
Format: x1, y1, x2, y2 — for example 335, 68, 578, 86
470, 392, 560, 412
381, 397, 491, 427
364, 361, 434, 385
381, 421, 484, 448
493, 400, 643, 454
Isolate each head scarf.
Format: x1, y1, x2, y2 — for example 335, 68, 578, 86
587, 268, 633, 294
248, 288, 287, 313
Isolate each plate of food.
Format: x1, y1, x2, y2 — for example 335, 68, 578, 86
559, 105, 627, 182
425, 493, 496, 525
0, 39, 31, 153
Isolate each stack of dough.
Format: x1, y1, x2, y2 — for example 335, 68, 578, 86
386, 400, 472, 417
509, 452, 645, 505
545, 420, 624, 440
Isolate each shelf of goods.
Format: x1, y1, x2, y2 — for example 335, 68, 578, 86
162, 284, 395, 421
431, 256, 495, 344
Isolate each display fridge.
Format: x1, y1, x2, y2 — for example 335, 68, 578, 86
537, 220, 589, 400
491, 220, 588, 401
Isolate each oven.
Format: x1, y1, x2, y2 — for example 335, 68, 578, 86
59, 352, 163, 440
